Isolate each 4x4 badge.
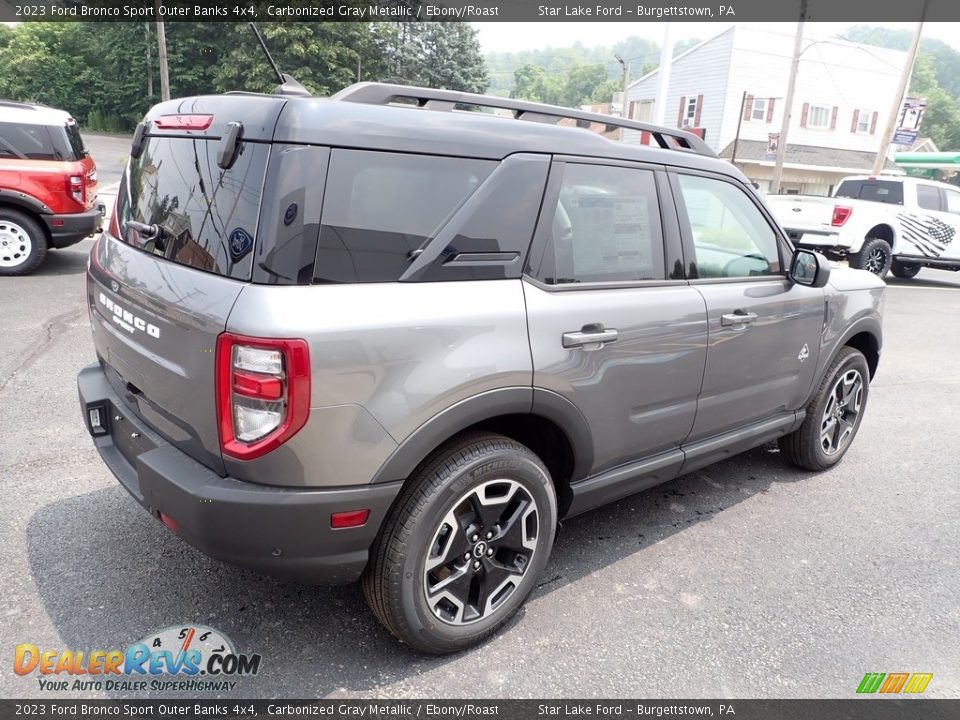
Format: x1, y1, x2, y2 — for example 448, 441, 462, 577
798, 344, 810, 363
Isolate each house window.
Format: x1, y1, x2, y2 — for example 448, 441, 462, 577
751, 97, 767, 121
685, 97, 698, 122
637, 100, 653, 122
856, 110, 873, 134
807, 104, 833, 129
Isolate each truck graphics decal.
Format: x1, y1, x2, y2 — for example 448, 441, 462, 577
895, 212, 955, 258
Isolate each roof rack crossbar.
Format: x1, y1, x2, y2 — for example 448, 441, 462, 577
329, 82, 715, 157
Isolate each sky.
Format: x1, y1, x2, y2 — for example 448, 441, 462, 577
474, 22, 960, 54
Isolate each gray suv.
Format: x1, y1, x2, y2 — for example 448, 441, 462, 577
77, 83, 884, 653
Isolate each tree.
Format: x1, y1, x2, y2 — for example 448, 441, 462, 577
510, 63, 561, 105
379, 23, 488, 93
909, 55, 960, 151
0, 21, 489, 129
561, 63, 609, 107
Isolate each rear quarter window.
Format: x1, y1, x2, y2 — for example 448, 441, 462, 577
835, 180, 904, 205
313, 150, 496, 284
0, 122, 64, 161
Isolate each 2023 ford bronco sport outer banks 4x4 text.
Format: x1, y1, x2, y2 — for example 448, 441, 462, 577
78, 83, 884, 653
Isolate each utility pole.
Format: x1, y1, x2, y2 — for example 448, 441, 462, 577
614, 53, 630, 140
871, 6, 927, 175
653, 22, 673, 125
771, 3, 807, 195
731, 90, 747, 164
155, 3, 170, 102
144, 23, 153, 101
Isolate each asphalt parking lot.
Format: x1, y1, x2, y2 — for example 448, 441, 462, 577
1, 134, 958, 700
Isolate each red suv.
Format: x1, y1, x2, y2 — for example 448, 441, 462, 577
0, 101, 103, 275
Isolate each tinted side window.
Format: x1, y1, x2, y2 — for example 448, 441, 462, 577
0, 122, 59, 160
314, 150, 495, 284
677, 174, 781, 279
916, 184, 942, 211
835, 180, 904, 205
943, 189, 960, 215
536, 163, 665, 284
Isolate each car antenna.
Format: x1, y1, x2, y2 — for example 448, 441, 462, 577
248, 22, 311, 97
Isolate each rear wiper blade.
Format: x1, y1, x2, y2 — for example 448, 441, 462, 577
122, 220, 168, 252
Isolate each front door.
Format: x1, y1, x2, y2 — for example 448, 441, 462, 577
525, 160, 708, 476
669, 171, 826, 442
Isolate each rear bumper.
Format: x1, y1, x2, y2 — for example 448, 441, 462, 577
43, 203, 105, 248
784, 226, 848, 249
77, 363, 402, 585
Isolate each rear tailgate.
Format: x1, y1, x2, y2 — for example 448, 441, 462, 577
87, 95, 284, 475
765, 194, 844, 245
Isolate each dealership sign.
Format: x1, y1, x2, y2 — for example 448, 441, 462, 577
892, 97, 927, 146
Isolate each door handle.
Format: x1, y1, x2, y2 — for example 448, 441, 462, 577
720, 310, 759, 327
562, 323, 619, 349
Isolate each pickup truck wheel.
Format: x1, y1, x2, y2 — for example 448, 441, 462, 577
849, 238, 892, 277
362, 432, 557, 654
779, 346, 870, 471
890, 259, 921, 279
0, 209, 47, 276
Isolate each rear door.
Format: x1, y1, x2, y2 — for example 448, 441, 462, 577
88, 98, 280, 474
670, 170, 825, 442
893, 181, 960, 262
525, 158, 708, 477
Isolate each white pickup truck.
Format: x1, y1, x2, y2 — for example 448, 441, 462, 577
766, 175, 960, 278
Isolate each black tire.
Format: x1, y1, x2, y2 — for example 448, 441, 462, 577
779, 346, 871, 471
363, 432, 557, 654
890, 259, 921, 279
848, 237, 892, 277
0, 207, 48, 276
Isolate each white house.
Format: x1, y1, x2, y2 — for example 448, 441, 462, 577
623, 26, 909, 194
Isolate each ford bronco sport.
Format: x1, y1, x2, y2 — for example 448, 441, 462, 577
0, 101, 103, 275
77, 83, 884, 653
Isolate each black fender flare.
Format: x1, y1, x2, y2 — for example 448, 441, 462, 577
370, 386, 594, 485
808, 317, 882, 404
0, 188, 53, 216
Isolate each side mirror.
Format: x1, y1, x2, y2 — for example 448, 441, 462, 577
790, 249, 830, 288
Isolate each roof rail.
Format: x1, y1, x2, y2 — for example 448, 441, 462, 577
330, 82, 716, 157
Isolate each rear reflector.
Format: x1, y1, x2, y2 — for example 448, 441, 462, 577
330, 509, 370, 529
153, 114, 214, 131
157, 511, 179, 533
232, 371, 283, 400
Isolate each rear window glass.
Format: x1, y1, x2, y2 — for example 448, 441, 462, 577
115, 136, 269, 280
64, 121, 86, 160
835, 180, 904, 205
0, 122, 63, 161
314, 149, 496, 283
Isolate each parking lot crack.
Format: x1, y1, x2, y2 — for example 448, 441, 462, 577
0, 308, 85, 394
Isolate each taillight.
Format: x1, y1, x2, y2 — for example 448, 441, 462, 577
831, 205, 852, 227
215, 333, 311, 460
67, 174, 84, 204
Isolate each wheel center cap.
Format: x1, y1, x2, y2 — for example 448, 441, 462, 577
473, 540, 488, 559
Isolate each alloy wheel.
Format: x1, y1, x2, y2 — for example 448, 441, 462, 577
864, 247, 887, 274
820, 368, 864, 456
423, 479, 540, 625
